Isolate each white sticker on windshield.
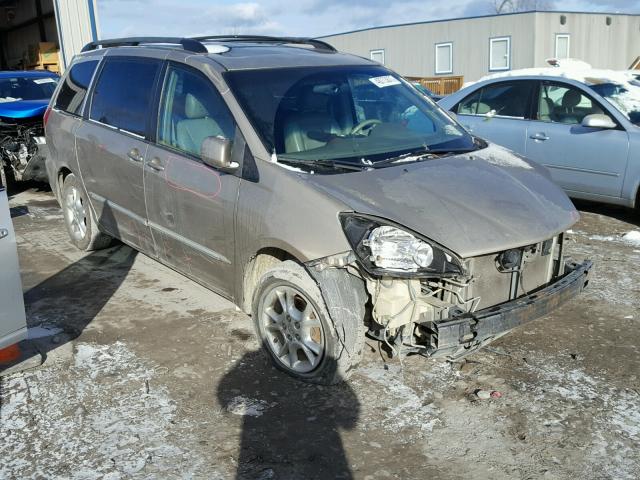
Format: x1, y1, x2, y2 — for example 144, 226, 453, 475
33, 78, 56, 84
369, 75, 401, 88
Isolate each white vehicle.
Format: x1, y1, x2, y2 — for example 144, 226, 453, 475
0, 186, 26, 356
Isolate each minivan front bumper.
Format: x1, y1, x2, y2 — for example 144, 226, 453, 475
417, 260, 592, 358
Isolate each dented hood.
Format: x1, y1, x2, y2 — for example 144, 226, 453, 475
304, 144, 579, 258
0, 99, 48, 119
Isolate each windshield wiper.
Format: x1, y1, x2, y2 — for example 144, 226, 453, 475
370, 144, 483, 169
277, 157, 369, 172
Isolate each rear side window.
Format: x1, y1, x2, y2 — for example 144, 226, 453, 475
55, 61, 98, 115
456, 81, 534, 119
89, 58, 160, 137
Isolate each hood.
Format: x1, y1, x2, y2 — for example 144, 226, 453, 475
304, 144, 579, 258
0, 99, 49, 119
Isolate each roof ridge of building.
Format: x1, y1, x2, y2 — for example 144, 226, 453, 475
317, 9, 640, 39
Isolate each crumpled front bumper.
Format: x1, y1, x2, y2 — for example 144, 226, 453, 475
418, 260, 592, 359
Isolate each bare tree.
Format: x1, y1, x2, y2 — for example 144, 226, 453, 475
492, 0, 554, 13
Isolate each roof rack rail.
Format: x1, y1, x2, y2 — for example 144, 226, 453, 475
81, 37, 208, 54
192, 35, 337, 52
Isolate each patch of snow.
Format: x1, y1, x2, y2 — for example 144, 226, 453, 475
523, 358, 640, 479
480, 144, 534, 170
622, 230, 640, 246
589, 231, 640, 246
226, 396, 272, 417
357, 363, 443, 439
0, 342, 211, 479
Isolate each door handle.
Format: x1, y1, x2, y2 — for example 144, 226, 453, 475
127, 148, 144, 162
0, 228, 8, 240
529, 133, 549, 141
147, 157, 165, 172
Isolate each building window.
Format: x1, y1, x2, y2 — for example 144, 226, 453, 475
555, 34, 570, 59
370, 49, 385, 65
489, 37, 510, 71
435, 42, 453, 74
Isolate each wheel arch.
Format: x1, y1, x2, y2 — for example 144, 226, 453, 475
240, 246, 302, 314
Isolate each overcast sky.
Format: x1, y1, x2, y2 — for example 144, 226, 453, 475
96, 0, 640, 39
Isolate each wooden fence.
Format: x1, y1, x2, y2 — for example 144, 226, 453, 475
406, 76, 464, 96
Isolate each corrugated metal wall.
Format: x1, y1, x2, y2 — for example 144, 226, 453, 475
52, 0, 99, 71
321, 12, 640, 83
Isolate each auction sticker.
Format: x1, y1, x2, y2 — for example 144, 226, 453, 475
369, 75, 401, 88
33, 78, 57, 84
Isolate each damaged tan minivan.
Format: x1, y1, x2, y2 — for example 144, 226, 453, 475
45, 36, 591, 384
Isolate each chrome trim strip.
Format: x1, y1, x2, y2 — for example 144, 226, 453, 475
543, 164, 620, 177
149, 220, 230, 264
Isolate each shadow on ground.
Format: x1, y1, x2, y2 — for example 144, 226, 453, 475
1, 201, 135, 374
572, 199, 639, 227
0, 244, 137, 373
217, 351, 360, 480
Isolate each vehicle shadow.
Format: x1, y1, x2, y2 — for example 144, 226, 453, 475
573, 199, 639, 227
1, 202, 135, 373
216, 351, 360, 480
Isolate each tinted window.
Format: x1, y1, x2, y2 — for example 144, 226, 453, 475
54, 61, 97, 115
157, 65, 235, 158
537, 82, 605, 125
457, 81, 534, 119
90, 58, 160, 137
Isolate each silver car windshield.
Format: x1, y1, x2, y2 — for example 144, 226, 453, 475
590, 81, 640, 126
225, 66, 476, 164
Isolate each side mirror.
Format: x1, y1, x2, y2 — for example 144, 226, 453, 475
581, 114, 616, 129
201, 136, 238, 171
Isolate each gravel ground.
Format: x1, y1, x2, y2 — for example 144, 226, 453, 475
1, 187, 639, 480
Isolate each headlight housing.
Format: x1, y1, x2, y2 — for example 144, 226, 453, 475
339, 213, 464, 277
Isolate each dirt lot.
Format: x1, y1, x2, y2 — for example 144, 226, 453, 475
1, 186, 639, 480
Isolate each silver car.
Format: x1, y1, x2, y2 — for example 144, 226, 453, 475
0, 185, 27, 355
439, 72, 640, 210
44, 36, 591, 384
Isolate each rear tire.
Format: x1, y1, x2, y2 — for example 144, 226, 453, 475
251, 261, 365, 385
61, 174, 112, 251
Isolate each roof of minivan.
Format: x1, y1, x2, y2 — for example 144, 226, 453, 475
201, 43, 374, 70
82, 41, 375, 71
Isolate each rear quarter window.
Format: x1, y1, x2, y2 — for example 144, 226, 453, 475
89, 58, 161, 137
55, 61, 98, 115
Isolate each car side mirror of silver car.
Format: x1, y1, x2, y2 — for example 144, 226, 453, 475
581, 114, 617, 129
201, 136, 238, 171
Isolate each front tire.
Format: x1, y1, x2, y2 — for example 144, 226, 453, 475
61, 174, 112, 251
252, 261, 365, 385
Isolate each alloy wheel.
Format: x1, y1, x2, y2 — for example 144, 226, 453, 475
260, 285, 325, 373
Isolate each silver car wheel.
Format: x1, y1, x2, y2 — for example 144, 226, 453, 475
260, 285, 325, 374
64, 185, 87, 242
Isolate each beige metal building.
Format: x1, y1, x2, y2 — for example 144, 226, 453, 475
0, 0, 99, 73
321, 11, 640, 93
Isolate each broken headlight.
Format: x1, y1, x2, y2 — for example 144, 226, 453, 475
339, 213, 463, 277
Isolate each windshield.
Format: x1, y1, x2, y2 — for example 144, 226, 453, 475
589, 80, 640, 126
225, 66, 476, 165
0, 75, 58, 103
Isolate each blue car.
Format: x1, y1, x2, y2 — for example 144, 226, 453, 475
0, 70, 59, 185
